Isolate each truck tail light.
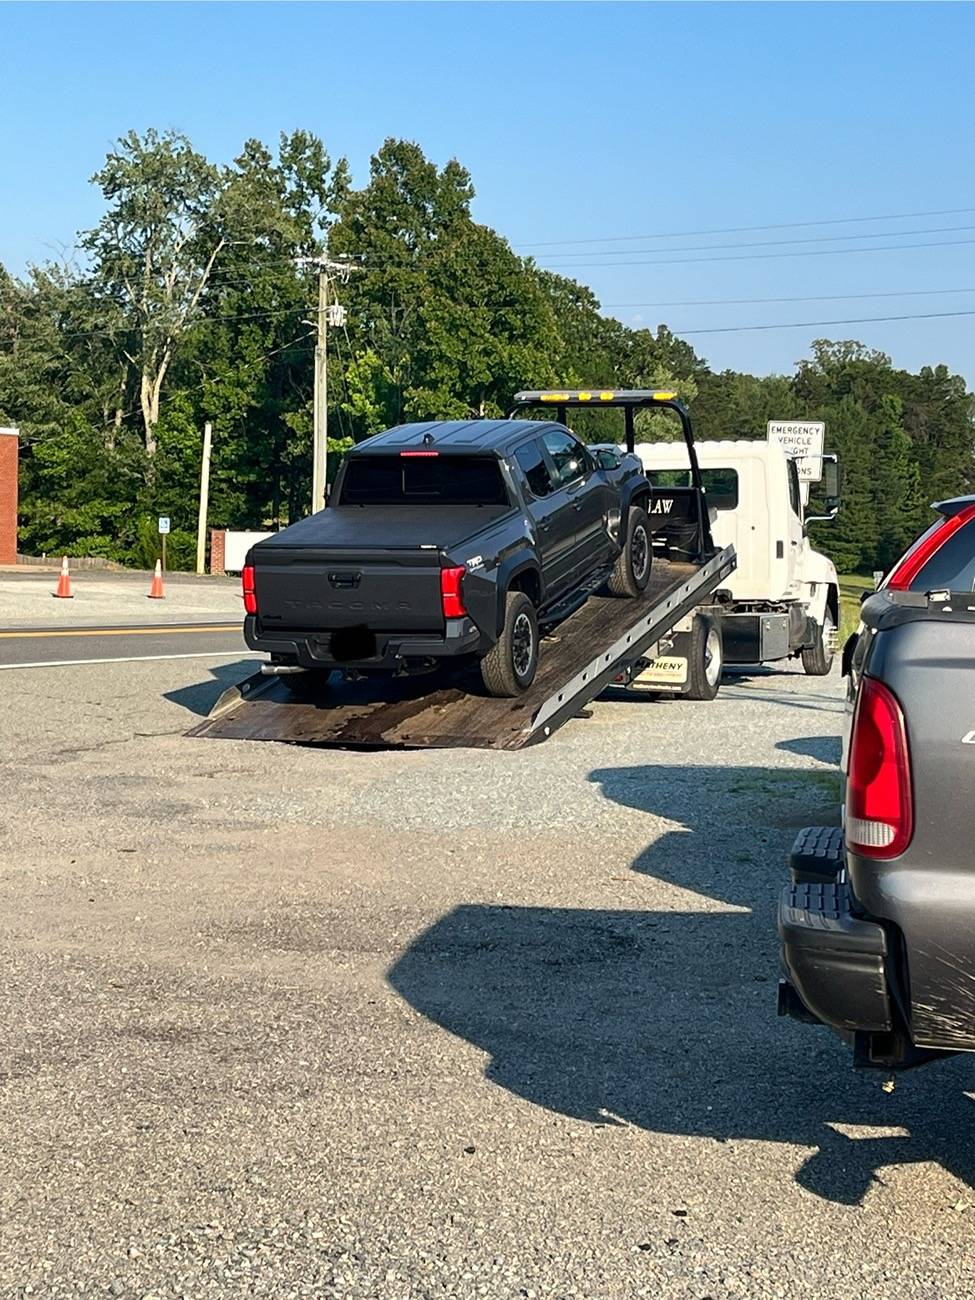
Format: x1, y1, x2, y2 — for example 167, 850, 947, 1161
846, 676, 913, 859
440, 566, 467, 619
242, 564, 258, 615
886, 502, 975, 590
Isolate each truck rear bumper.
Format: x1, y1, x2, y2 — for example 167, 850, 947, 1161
778, 877, 892, 1033
243, 615, 483, 670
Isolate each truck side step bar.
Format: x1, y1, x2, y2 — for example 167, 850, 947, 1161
188, 547, 735, 752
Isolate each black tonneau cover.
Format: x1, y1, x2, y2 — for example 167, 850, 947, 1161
252, 505, 513, 554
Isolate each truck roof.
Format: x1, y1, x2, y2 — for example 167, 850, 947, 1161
634, 438, 790, 465
353, 419, 560, 455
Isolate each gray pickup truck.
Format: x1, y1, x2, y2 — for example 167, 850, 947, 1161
779, 495, 975, 1070
243, 418, 652, 698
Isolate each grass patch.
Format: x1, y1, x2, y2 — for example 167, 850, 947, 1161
838, 572, 875, 641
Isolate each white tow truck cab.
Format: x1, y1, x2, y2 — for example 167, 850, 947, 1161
636, 438, 841, 674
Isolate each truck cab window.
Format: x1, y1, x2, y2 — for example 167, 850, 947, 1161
514, 439, 555, 498
340, 455, 509, 506
649, 468, 738, 511
542, 430, 592, 488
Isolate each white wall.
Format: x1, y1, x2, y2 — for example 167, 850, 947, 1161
223, 530, 274, 572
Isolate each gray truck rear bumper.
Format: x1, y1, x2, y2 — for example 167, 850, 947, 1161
778, 875, 893, 1035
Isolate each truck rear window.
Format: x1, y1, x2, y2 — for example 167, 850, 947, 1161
340, 455, 510, 506
902, 516, 975, 592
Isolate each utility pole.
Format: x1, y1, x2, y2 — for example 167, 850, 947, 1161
196, 419, 213, 574
302, 255, 360, 515
311, 268, 329, 514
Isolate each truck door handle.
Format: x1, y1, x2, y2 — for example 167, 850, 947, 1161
573, 501, 583, 512
539, 519, 552, 532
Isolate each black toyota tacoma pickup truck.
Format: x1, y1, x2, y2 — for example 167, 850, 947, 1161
779, 495, 975, 1071
243, 417, 651, 697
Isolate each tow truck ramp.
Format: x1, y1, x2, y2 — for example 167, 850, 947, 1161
188, 546, 735, 752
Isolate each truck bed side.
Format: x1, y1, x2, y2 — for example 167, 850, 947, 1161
850, 593, 975, 1049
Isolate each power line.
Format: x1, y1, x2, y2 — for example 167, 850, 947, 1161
534, 223, 975, 263
515, 206, 975, 249
671, 308, 975, 337
602, 286, 975, 309
535, 235, 975, 270
52, 303, 307, 344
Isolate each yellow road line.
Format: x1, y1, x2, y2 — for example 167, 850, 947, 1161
0, 623, 240, 640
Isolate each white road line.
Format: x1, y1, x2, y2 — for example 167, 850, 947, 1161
0, 651, 262, 671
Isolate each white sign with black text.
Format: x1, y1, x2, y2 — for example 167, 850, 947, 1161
767, 420, 825, 483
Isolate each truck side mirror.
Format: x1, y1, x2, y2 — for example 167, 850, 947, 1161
595, 448, 622, 471
804, 458, 841, 530
822, 460, 841, 511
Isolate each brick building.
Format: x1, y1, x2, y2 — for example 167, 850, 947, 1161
0, 428, 18, 565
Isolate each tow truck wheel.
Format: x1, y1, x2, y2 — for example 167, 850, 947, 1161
684, 614, 723, 701
801, 613, 836, 676
608, 505, 652, 597
480, 591, 539, 697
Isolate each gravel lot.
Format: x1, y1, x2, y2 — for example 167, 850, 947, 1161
2, 656, 974, 1299
0, 570, 240, 628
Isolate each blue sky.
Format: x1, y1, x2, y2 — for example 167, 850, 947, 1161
3, 1, 974, 381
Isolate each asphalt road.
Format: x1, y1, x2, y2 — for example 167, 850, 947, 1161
0, 621, 248, 668
2, 654, 975, 1300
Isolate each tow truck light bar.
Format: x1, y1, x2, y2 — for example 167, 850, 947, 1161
513, 389, 678, 405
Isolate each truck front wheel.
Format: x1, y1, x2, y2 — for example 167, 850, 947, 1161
608, 505, 652, 597
801, 614, 836, 676
480, 592, 539, 697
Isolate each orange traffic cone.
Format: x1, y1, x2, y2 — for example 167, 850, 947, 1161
53, 556, 73, 599
147, 559, 165, 599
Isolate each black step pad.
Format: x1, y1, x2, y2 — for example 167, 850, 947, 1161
780, 881, 887, 955
789, 824, 844, 884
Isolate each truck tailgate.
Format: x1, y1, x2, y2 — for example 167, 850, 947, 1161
254, 546, 445, 632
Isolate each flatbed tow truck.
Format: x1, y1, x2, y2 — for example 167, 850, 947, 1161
189, 391, 736, 751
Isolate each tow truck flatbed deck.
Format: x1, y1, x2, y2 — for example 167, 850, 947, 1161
188, 547, 735, 751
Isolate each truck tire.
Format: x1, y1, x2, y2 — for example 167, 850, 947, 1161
607, 505, 652, 597
684, 613, 723, 700
801, 613, 835, 676
480, 592, 539, 697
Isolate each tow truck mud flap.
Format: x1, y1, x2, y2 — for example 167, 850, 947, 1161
778, 881, 891, 1032
633, 655, 688, 689
188, 548, 736, 751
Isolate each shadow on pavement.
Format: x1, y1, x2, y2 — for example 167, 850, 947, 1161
776, 734, 843, 766
163, 659, 260, 717
388, 761, 975, 1205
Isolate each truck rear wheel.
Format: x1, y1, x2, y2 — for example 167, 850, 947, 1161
684, 613, 723, 701
608, 506, 652, 597
480, 592, 539, 697
801, 614, 835, 676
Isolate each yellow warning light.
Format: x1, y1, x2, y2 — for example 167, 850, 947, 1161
540, 393, 570, 402
577, 391, 592, 401
653, 391, 677, 401
599, 391, 615, 400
